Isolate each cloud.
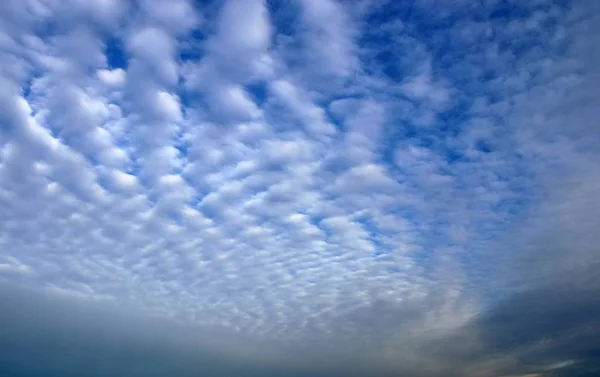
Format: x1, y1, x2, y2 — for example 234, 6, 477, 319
296, 0, 358, 78
0, 0, 599, 376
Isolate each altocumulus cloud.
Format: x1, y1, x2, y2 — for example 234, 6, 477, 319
0, 0, 599, 376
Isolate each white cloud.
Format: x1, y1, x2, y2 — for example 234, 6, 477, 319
0, 1, 599, 373
296, 0, 358, 78
97, 68, 126, 87
140, 0, 200, 34
213, 84, 262, 120
126, 27, 179, 87
401, 70, 450, 109
108, 169, 139, 192
216, 0, 271, 54
0, 256, 32, 275
269, 79, 336, 137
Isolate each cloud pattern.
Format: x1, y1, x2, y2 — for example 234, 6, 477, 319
1, 0, 599, 376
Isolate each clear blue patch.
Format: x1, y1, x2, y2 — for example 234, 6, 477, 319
105, 37, 127, 69
21, 75, 37, 99
245, 81, 268, 107
267, 0, 302, 42
476, 139, 493, 154
179, 29, 206, 62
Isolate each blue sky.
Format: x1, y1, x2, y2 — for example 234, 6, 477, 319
0, 1, 599, 376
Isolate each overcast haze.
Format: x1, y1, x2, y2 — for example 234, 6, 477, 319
0, 0, 599, 376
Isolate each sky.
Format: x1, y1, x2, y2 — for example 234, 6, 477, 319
0, 0, 599, 376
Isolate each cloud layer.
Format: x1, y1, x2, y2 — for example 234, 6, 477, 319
0, 0, 599, 376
